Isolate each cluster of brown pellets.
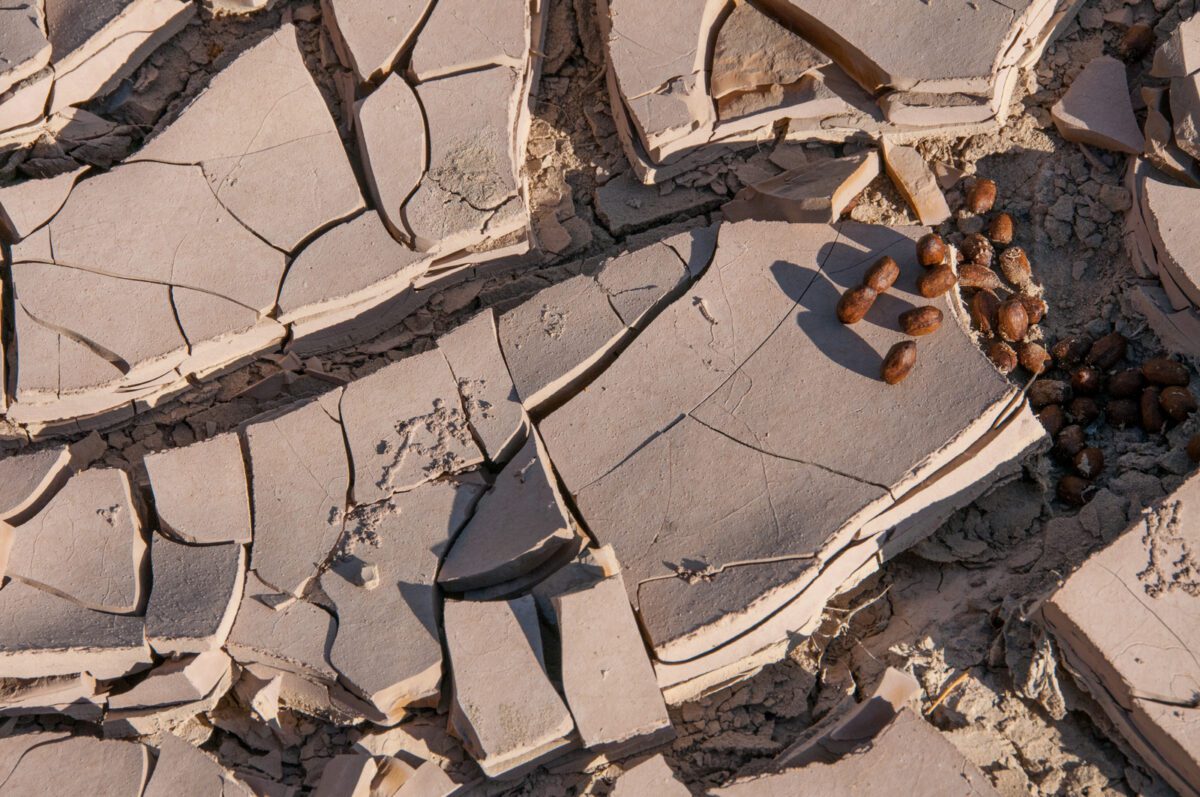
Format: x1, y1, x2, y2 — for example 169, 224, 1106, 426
1029, 332, 1198, 506
947, 178, 1052, 376
835, 248, 944, 385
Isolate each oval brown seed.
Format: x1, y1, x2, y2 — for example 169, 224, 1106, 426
1016, 293, 1046, 325
1037, 404, 1065, 437
1074, 447, 1105, 479
997, 247, 1032, 289
988, 212, 1014, 245
1107, 398, 1139, 428
1070, 366, 1103, 395
864, 255, 900, 293
900, 306, 943, 336
881, 341, 917, 385
837, 285, 877, 324
918, 264, 957, 298
916, 233, 948, 268
961, 233, 994, 267
1160, 385, 1198, 423
1055, 425, 1087, 461
1118, 23, 1155, 61
1086, 332, 1127, 370
970, 291, 1000, 335
987, 341, 1018, 374
1141, 356, 1190, 387
997, 297, 1029, 342
1057, 475, 1094, 507
968, 177, 997, 214
1142, 387, 1167, 434
1069, 396, 1101, 426
1018, 342, 1051, 375
1107, 368, 1144, 398
1029, 379, 1070, 409
1187, 434, 1200, 463
958, 263, 1004, 291
1052, 335, 1092, 368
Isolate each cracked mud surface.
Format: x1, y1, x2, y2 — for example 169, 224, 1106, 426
2, 0, 1200, 795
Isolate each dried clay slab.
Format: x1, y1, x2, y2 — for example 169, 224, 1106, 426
1041, 472, 1200, 797
1051, 55, 1145, 154
443, 596, 574, 778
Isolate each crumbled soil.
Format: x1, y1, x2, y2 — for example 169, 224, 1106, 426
2, 0, 1198, 795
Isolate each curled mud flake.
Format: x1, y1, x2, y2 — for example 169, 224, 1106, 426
1137, 500, 1200, 598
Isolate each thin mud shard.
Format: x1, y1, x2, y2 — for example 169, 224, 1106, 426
244, 390, 350, 598
1040, 472, 1200, 797
598, 0, 1084, 183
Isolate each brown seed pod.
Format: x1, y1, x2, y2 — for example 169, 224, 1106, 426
1017, 342, 1051, 375
1160, 385, 1198, 423
881, 341, 917, 385
1118, 23, 1155, 61
837, 285, 877, 324
917, 265, 957, 298
986, 341, 1018, 374
1142, 387, 1167, 434
1016, 293, 1047, 325
967, 177, 997, 214
958, 263, 1004, 291
899, 306, 943, 336
988, 212, 1015, 245
1051, 335, 1092, 368
1073, 447, 1105, 479
1106, 398, 1139, 428
1054, 424, 1087, 461
1141, 356, 1190, 387
1057, 475, 1095, 507
1029, 379, 1071, 409
1107, 369, 1144, 399
960, 233, 994, 267
997, 297, 1029, 343
1070, 366, 1103, 395
1037, 404, 1066, 437
916, 233, 948, 268
864, 255, 900, 293
997, 247, 1033, 289
1086, 332, 1127, 370
970, 291, 1000, 335
1187, 433, 1200, 463
1069, 396, 1101, 425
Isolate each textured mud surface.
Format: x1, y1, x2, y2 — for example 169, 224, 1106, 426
2, 1, 1200, 795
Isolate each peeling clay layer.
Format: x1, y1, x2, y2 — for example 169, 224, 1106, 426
599, 0, 1084, 182
0, 7, 549, 435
